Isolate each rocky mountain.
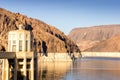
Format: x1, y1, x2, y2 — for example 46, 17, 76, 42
85, 35, 120, 52
0, 8, 80, 53
68, 25, 120, 51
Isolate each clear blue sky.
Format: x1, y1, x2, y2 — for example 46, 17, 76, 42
0, 0, 120, 34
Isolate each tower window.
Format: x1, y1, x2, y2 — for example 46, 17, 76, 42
26, 40, 28, 51
30, 41, 32, 51
19, 40, 22, 51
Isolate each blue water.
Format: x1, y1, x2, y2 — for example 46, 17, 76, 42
39, 57, 120, 80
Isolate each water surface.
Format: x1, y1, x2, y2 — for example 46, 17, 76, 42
39, 57, 120, 80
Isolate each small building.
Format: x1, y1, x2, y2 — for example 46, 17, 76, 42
2, 24, 38, 80
8, 24, 32, 52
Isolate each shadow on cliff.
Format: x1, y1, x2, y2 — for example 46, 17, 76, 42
42, 41, 48, 56
25, 24, 33, 31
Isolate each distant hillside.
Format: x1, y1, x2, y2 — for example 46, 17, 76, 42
85, 35, 120, 52
0, 8, 80, 53
68, 25, 120, 51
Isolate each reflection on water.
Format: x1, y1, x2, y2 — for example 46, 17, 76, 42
64, 57, 120, 80
39, 57, 120, 80
38, 62, 72, 80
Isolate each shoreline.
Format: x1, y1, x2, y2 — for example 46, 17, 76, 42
81, 52, 120, 57
38, 53, 72, 62
38, 53, 81, 62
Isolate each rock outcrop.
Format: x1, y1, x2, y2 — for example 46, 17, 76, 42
0, 8, 80, 53
68, 25, 120, 51
85, 35, 120, 52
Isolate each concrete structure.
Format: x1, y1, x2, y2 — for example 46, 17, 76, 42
81, 52, 120, 57
2, 24, 37, 80
39, 53, 72, 62
8, 24, 32, 52
38, 52, 81, 62
0, 24, 81, 79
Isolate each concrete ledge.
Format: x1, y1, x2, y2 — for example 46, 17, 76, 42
38, 53, 72, 62
0, 52, 15, 59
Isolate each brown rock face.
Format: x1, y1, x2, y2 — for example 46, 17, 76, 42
68, 25, 120, 51
86, 35, 120, 52
0, 8, 80, 53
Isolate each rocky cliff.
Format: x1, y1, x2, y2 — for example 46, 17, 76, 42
68, 25, 120, 51
85, 35, 120, 52
0, 8, 80, 53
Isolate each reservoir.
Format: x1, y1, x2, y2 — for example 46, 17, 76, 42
39, 57, 120, 80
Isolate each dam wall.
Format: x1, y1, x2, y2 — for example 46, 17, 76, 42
38, 53, 72, 62
38, 53, 81, 62
81, 52, 120, 57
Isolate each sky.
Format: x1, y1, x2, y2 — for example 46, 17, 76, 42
0, 0, 120, 34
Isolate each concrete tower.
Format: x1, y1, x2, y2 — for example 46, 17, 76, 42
2, 24, 37, 80
8, 24, 32, 52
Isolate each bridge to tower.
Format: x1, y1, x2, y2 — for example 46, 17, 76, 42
0, 24, 38, 80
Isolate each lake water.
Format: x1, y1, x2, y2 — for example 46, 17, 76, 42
39, 57, 120, 80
